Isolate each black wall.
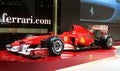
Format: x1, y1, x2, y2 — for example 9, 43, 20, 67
61, 0, 80, 32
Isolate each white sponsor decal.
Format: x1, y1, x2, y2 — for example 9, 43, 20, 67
89, 25, 108, 34
2, 13, 51, 25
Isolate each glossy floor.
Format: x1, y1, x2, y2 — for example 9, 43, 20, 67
57, 45, 120, 71
0, 47, 116, 71
57, 55, 120, 71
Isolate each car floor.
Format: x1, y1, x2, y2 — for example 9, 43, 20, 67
57, 45, 120, 71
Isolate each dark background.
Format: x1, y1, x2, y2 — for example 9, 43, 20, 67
61, 0, 80, 32
0, 0, 54, 49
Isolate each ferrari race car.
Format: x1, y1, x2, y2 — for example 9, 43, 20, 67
6, 25, 113, 58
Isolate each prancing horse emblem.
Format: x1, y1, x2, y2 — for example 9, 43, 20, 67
90, 6, 95, 16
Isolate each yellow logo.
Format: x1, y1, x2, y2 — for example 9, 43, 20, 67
89, 54, 93, 60
80, 37, 85, 43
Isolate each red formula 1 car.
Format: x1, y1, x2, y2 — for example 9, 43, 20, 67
6, 25, 113, 58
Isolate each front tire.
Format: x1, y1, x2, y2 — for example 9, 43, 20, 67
47, 36, 64, 56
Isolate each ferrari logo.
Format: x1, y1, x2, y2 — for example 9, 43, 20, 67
64, 36, 68, 42
90, 6, 95, 16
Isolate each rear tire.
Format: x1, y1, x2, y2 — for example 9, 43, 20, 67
47, 36, 64, 56
100, 35, 113, 49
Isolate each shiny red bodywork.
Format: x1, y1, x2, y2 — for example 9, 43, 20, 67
61, 25, 94, 47
11, 35, 52, 46
11, 25, 95, 49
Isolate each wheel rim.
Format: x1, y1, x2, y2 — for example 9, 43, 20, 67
107, 37, 113, 47
54, 40, 63, 52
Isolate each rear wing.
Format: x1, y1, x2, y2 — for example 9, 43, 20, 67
89, 25, 108, 34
